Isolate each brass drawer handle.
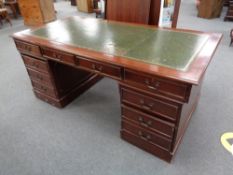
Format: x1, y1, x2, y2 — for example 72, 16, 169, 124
36, 75, 43, 80
153, 81, 160, 89
144, 78, 150, 85
138, 116, 152, 127
144, 79, 160, 90
32, 62, 39, 68
23, 45, 32, 52
148, 85, 158, 90
40, 86, 47, 92
97, 66, 103, 72
138, 131, 151, 141
92, 64, 96, 69
92, 64, 103, 72
52, 53, 62, 60
140, 99, 154, 110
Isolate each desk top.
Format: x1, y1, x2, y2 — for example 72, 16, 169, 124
13, 17, 222, 84
27, 17, 208, 71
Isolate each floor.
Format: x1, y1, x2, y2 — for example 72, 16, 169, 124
0, 1, 233, 175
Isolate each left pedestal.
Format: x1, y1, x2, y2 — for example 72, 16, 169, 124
14, 39, 102, 108
18, 0, 56, 26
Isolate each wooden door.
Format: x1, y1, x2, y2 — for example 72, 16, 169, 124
106, 0, 151, 24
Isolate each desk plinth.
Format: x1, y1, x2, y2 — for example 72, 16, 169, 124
12, 17, 222, 162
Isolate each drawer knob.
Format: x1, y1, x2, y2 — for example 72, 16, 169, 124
144, 79, 150, 85
138, 116, 143, 122
147, 120, 152, 126
53, 53, 62, 60
32, 62, 39, 68
138, 117, 152, 127
140, 99, 154, 110
27, 47, 32, 52
138, 131, 151, 141
40, 86, 47, 92
23, 45, 32, 52
97, 66, 103, 72
153, 81, 160, 88
92, 64, 96, 69
140, 99, 145, 104
145, 79, 160, 90
36, 75, 43, 80
92, 64, 103, 72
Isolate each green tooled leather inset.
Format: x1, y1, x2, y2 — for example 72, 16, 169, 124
28, 17, 209, 71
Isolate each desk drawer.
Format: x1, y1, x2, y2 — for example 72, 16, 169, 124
31, 81, 58, 98
121, 130, 172, 161
121, 88, 180, 121
78, 57, 122, 80
22, 55, 49, 73
27, 68, 54, 86
122, 120, 172, 151
41, 47, 76, 66
124, 69, 190, 102
122, 106, 175, 138
15, 40, 42, 57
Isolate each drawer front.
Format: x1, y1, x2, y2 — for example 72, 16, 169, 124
121, 88, 180, 121
31, 81, 58, 98
121, 130, 172, 162
34, 90, 61, 108
15, 40, 42, 57
41, 47, 76, 66
27, 68, 54, 86
122, 121, 172, 151
22, 55, 49, 73
78, 57, 122, 80
122, 106, 175, 138
124, 69, 190, 102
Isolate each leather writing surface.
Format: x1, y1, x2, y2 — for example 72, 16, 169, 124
27, 17, 209, 71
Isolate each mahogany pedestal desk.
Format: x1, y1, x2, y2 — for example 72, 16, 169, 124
12, 17, 222, 162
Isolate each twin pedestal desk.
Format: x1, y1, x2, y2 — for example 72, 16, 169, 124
12, 17, 222, 162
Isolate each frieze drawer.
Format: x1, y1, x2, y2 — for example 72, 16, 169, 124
41, 47, 76, 66
124, 69, 190, 102
122, 105, 175, 138
121, 88, 180, 122
122, 120, 172, 151
15, 40, 42, 57
22, 55, 49, 73
77, 57, 122, 80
